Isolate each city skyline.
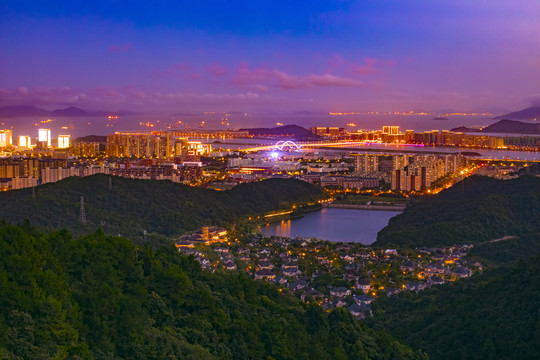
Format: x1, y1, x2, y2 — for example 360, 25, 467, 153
2, 1, 540, 116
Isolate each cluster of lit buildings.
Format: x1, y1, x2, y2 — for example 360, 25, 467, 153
310, 126, 529, 149
353, 153, 466, 191
0, 155, 206, 190
0, 129, 71, 150
0, 123, 532, 193
106, 131, 211, 158
0, 158, 106, 190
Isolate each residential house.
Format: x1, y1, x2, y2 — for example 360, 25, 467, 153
254, 269, 275, 280
353, 294, 375, 305
330, 287, 351, 297
356, 279, 372, 293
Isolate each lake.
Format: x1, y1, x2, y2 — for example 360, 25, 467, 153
259, 208, 401, 245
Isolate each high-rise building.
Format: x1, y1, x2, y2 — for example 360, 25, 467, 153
18, 136, 32, 148
58, 135, 70, 149
310, 127, 345, 136
354, 154, 379, 175
38, 129, 52, 148
72, 142, 100, 157
106, 131, 174, 158
392, 155, 410, 170
382, 126, 400, 135
0, 130, 12, 147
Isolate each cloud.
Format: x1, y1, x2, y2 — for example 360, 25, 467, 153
232, 63, 270, 91
155, 62, 196, 78
107, 43, 133, 54
354, 57, 379, 75
306, 74, 365, 87
231, 63, 367, 91
0, 86, 293, 112
273, 71, 364, 89
205, 62, 228, 76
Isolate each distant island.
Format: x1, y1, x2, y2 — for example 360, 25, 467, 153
432, 116, 448, 121
0, 105, 138, 117
239, 124, 319, 139
450, 119, 540, 134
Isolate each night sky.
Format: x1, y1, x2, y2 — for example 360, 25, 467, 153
1, 1, 540, 114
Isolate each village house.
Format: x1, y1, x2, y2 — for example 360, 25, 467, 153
282, 267, 301, 277
290, 279, 309, 291
223, 260, 237, 271
257, 261, 274, 270
254, 269, 275, 280
300, 289, 324, 302
356, 279, 372, 293
354, 294, 375, 305
324, 298, 347, 311
330, 287, 351, 297
400, 260, 417, 272
451, 266, 472, 278
348, 303, 368, 319
427, 276, 445, 286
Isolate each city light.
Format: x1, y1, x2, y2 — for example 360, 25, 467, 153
58, 135, 70, 149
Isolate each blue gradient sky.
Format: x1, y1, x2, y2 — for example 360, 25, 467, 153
1, 0, 539, 114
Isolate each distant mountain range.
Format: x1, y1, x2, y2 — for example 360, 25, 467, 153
451, 119, 540, 134
495, 106, 540, 120
0, 105, 138, 117
239, 124, 319, 139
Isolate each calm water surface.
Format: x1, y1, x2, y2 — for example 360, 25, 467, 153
260, 208, 401, 245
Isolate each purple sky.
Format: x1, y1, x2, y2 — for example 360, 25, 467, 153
1, 1, 540, 115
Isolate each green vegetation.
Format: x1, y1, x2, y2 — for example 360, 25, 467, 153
368, 174, 540, 359
370, 252, 540, 359
0, 223, 424, 359
0, 175, 326, 242
375, 175, 540, 248
466, 233, 540, 268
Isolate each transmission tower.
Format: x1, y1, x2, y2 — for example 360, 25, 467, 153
79, 196, 87, 224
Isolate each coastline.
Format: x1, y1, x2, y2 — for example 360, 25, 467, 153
324, 202, 407, 211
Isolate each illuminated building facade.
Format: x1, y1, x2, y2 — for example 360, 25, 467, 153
18, 136, 32, 148
382, 126, 400, 135
0, 130, 12, 147
187, 141, 211, 156
38, 129, 52, 148
354, 154, 379, 175
310, 127, 346, 137
58, 135, 70, 149
106, 131, 212, 158
106, 131, 173, 158
390, 154, 464, 191
72, 142, 100, 157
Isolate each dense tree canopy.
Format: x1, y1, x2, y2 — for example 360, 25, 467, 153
375, 175, 540, 248
0, 223, 424, 360
370, 250, 540, 359
0, 175, 326, 241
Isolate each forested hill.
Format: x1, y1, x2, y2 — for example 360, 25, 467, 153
0, 175, 326, 240
370, 251, 540, 359
0, 224, 425, 359
375, 175, 540, 248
